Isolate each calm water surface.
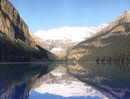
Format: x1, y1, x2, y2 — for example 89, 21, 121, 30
0, 62, 130, 99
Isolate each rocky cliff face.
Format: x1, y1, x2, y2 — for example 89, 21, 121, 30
0, 0, 36, 48
0, 0, 52, 62
66, 11, 130, 61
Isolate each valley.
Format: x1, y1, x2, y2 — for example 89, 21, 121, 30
0, 0, 130, 99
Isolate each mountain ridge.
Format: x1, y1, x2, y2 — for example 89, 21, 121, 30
66, 11, 130, 62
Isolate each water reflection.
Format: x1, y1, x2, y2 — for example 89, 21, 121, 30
0, 62, 51, 99
0, 62, 129, 99
67, 62, 130, 99
31, 63, 106, 98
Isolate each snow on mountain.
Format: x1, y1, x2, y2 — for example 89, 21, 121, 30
34, 24, 108, 42
50, 47, 63, 52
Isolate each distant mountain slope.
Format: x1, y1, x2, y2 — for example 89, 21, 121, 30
34, 25, 107, 58
0, 0, 51, 62
31, 33, 76, 58
46, 39, 77, 58
30, 33, 50, 51
66, 11, 130, 62
30, 33, 61, 61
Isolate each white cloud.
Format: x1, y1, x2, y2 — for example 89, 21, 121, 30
34, 24, 108, 42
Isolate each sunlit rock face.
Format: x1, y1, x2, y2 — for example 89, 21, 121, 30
0, 0, 36, 48
0, 0, 52, 62
32, 64, 108, 99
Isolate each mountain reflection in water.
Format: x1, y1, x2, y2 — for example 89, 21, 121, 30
0, 62, 129, 99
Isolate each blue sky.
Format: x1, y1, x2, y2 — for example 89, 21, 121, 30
9, 0, 130, 32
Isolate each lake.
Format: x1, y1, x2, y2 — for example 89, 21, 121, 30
0, 62, 130, 99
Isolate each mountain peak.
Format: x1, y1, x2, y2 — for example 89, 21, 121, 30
123, 11, 130, 15
117, 10, 130, 23
120, 11, 130, 18
106, 10, 130, 30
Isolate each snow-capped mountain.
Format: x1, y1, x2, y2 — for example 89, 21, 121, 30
33, 24, 107, 57
34, 24, 107, 42
32, 65, 107, 99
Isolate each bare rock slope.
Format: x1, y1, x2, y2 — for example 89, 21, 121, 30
0, 0, 52, 62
